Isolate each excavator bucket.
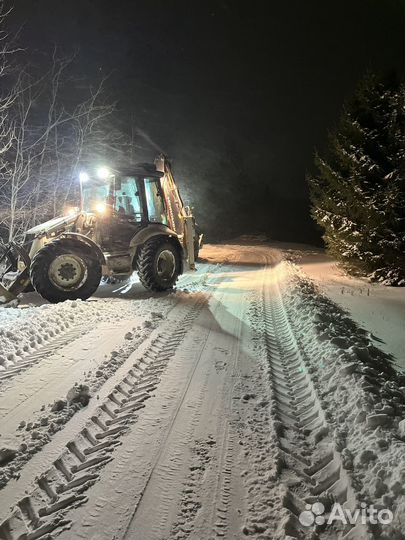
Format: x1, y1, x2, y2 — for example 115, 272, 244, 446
0, 242, 31, 305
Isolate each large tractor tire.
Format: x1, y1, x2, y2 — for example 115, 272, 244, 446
30, 238, 102, 303
137, 236, 181, 292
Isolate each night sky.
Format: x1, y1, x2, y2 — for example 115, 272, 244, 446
11, 0, 405, 242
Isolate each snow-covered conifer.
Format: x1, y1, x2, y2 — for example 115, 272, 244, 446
308, 73, 405, 285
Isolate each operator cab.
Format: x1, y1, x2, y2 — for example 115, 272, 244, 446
0, 156, 199, 305
82, 166, 168, 226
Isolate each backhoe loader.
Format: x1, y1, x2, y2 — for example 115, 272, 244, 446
0, 156, 202, 304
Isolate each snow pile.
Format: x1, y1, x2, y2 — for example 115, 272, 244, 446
0, 300, 104, 369
280, 244, 405, 367
0, 297, 166, 371
282, 262, 405, 537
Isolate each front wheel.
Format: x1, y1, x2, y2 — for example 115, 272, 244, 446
137, 237, 181, 292
30, 238, 102, 303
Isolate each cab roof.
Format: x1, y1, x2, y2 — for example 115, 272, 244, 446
119, 162, 164, 178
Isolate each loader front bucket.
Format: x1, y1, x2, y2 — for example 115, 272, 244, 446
0, 242, 31, 306
0, 282, 18, 305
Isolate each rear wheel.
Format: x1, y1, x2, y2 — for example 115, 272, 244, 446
30, 238, 102, 303
137, 237, 181, 291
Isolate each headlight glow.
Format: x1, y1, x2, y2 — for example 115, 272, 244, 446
95, 203, 106, 214
65, 207, 78, 216
97, 166, 110, 179
79, 171, 89, 183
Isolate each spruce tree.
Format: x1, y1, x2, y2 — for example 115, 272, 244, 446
308, 74, 405, 285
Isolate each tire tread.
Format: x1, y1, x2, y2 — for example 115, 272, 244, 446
137, 236, 180, 292
30, 238, 101, 303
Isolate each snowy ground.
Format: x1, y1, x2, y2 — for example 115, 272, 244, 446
0, 241, 404, 540
278, 242, 405, 369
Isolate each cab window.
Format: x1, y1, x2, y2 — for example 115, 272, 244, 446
115, 177, 143, 220
83, 183, 109, 213
144, 178, 167, 224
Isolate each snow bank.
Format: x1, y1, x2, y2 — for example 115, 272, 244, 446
0, 300, 107, 369
283, 246, 405, 367
282, 262, 405, 537
0, 296, 168, 371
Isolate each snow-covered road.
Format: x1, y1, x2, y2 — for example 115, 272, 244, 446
0, 242, 404, 540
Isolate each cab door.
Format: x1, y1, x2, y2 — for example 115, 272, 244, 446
144, 178, 169, 226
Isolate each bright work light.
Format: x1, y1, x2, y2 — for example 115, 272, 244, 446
97, 166, 110, 179
65, 207, 79, 216
95, 203, 106, 214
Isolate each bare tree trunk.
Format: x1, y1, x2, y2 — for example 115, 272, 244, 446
0, 7, 117, 240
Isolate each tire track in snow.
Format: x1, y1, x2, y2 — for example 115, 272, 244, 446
0, 293, 209, 540
0, 326, 89, 385
51, 265, 230, 540
0, 263, 217, 387
210, 421, 237, 538
120, 286, 230, 540
113, 263, 249, 540
202, 285, 248, 540
253, 269, 370, 540
171, 260, 267, 540
0, 268, 218, 487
